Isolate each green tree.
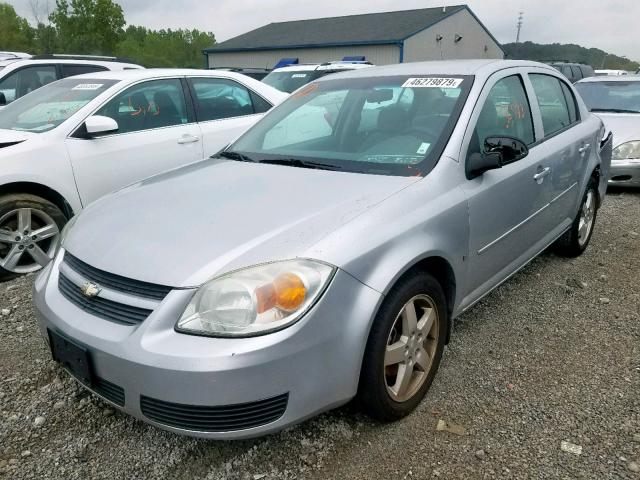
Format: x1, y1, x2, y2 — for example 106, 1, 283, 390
0, 3, 36, 52
49, 0, 125, 54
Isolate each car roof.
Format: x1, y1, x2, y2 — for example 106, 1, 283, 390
273, 63, 373, 72
70, 68, 271, 82
577, 75, 640, 83
315, 59, 557, 81
0, 58, 142, 69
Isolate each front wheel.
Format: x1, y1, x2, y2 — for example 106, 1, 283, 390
0, 194, 67, 281
358, 272, 448, 421
553, 177, 599, 257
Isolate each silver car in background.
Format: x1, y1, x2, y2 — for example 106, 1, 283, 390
575, 75, 640, 187
34, 60, 611, 439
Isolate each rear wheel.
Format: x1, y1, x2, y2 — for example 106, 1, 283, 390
553, 177, 598, 257
0, 194, 67, 281
358, 272, 448, 421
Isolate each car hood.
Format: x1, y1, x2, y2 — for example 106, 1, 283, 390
592, 113, 640, 146
65, 159, 418, 287
0, 128, 36, 148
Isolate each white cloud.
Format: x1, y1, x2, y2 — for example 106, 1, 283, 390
6, 0, 639, 61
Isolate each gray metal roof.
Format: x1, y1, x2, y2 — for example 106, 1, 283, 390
205, 5, 498, 53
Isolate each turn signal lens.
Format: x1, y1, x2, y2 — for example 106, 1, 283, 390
274, 273, 306, 311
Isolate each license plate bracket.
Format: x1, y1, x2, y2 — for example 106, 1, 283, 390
48, 329, 93, 385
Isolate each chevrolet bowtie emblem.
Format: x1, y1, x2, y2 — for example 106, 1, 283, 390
81, 282, 101, 298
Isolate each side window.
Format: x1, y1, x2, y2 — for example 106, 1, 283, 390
470, 75, 535, 156
94, 78, 188, 134
249, 91, 272, 114
560, 82, 578, 124
561, 66, 572, 79
0, 66, 57, 104
190, 78, 263, 122
529, 74, 573, 137
61, 64, 109, 78
570, 66, 583, 81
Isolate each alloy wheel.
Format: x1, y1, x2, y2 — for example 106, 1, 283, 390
578, 190, 596, 247
0, 208, 60, 274
384, 294, 439, 403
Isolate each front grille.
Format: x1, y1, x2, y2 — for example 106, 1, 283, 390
140, 393, 289, 432
93, 377, 125, 407
64, 253, 172, 301
59, 274, 152, 325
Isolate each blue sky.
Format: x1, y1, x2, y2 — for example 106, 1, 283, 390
7, 0, 639, 61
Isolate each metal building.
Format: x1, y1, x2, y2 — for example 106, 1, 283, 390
204, 5, 503, 69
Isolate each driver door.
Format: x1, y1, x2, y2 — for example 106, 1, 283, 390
460, 71, 554, 306
65, 78, 203, 206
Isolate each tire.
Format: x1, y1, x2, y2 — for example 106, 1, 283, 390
358, 271, 448, 421
0, 194, 67, 281
553, 177, 599, 257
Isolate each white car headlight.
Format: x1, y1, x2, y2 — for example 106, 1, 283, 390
176, 259, 335, 337
612, 141, 640, 160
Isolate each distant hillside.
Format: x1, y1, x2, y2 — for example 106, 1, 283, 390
503, 41, 639, 71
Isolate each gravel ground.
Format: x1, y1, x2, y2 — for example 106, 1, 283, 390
1, 189, 639, 480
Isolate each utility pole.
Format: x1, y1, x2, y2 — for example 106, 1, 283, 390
515, 12, 524, 44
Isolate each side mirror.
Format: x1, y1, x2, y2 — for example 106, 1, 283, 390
467, 136, 529, 179
84, 115, 118, 138
0, 92, 6, 106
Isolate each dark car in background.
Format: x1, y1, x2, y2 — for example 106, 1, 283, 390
549, 62, 595, 84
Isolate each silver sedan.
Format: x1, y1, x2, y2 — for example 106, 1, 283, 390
34, 60, 611, 439
575, 75, 640, 187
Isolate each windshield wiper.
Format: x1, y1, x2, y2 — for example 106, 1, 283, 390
258, 158, 343, 171
590, 108, 640, 114
217, 150, 257, 162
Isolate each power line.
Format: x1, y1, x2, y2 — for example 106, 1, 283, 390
515, 11, 524, 44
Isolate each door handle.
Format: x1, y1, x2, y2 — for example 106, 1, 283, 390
533, 167, 551, 184
177, 135, 200, 144
578, 143, 590, 154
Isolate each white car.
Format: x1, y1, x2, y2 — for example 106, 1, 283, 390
262, 61, 374, 93
0, 69, 287, 279
0, 55, 143, 106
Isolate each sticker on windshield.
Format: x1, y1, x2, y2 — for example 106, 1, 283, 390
417, 142, 431, 155
72, 83, 104, 91
291, 74, 308, 78
402, 77, 463, 88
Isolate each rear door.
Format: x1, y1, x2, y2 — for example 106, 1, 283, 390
65, 77, 203, 205
527, 73, 595, 228
462, 70, 554, 300
186, 76, 273, 156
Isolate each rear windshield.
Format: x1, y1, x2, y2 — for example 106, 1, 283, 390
262, 70, 324, 93
0, 78, 117, 133
575, 81, 640, 113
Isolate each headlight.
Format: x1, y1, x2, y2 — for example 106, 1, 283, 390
176, 259, 335, 337
59, 215, 78, 247
612, 141, 640, 160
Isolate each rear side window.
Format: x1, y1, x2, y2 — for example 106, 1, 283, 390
190, 77, 268, 121
570, 66, 583, 80
470, 74, 535, 156
61, 64, 109, 78
561, 66, 572, 79
529, 74, 573, 137
560, 82, 579, 123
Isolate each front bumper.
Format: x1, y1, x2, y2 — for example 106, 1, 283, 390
609, 159, 640, 187
33, 254, 382, 439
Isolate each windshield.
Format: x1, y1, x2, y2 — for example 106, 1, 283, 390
574, 80, 640, 113
262, 70, 324, 93
230, 75, 472, 176
0, 78, 117, 133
